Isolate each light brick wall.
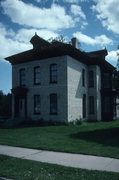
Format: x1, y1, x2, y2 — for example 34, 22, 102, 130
67, 56, 88, 122
12, 56, 68, 122
12, 55, 102, 122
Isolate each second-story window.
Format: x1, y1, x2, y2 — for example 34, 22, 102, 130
82, 69, 85, 87
34, 66, 41, 85
50, 64, 57, 83
19, 68, 25, 86
89, 70, 94, 88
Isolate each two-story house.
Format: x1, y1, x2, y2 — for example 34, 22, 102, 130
5, 34, 116, 123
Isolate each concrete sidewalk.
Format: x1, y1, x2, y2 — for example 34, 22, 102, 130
0, 145, 119, 173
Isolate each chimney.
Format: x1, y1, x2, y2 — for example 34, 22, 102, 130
71, 37, 79, 49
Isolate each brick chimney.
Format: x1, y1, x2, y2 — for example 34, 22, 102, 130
71, 37, 79, 49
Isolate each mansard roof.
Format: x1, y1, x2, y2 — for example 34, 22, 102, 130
5, 35, 114, 71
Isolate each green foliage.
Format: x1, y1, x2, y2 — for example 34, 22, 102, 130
48, 35, 66, 43
0, 91, 12, 117
0, 155, 119, 180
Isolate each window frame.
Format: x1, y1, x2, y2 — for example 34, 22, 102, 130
89, 96, 95, 115
89, 70, 94, 88
82, 69, 85, 87
82, 94, 86, 118
50, 64, 57, 84
50, 93, 58, 115
19, 68, 26, 86
34, 66, 41, 85
34, 95, 41, 114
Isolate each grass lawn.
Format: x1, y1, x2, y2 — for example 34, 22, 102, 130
0, 155, 119, 180
0, 121, 119, 158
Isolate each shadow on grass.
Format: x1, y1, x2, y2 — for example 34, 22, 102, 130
70, 127, 119, 147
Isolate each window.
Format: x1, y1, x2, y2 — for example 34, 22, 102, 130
34, 95, 41, 114
19, 68, 25, 86
82, 94, 86, 118
82, 69, 85, 87
104, 96, 110, 113
89, 70, 94, 88
50, 94, 57, 114
103, 73, 110, 88
89, 96, 95, 114
34, 66, 41, 85
50, 64, 57, 83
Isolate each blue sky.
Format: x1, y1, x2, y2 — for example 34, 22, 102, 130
0, 0, 119, 94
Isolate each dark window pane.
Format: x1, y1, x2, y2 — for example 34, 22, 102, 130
50, 94, 57, 114
82, 94, 86, 118
103, 73, 110, 88
50, 64, 57, 83
19, 68, 25, 86
89, 96, 95, 114
82, 69, 85, 87
89, 71, 94, 88
34, 67, 41, 84
34, 95, 41, 114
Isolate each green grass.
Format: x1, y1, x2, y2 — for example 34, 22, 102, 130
0, 121, 119, 158
0, 155, 119, 180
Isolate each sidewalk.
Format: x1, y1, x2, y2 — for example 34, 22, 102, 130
0, 145, 119, 173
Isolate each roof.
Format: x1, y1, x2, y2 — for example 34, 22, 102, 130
5, 35, 114, 71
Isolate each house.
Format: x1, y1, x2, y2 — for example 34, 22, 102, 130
5, 34, 116, 123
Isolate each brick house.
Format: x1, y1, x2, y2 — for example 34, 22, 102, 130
5, 34, 116, 122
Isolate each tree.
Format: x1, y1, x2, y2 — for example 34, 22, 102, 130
0, 91, 12, 118
48, 35, 66, 43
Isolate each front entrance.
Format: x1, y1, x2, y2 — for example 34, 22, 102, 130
12, 87, 28, 119
19, 98, 26, 118
14, 97, 27, 119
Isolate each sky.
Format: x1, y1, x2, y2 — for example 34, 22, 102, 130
0, 0, 119, 94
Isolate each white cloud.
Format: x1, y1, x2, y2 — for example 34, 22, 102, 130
70, 5, 88, 28
15, 28, 59, 43
71, 4, 86, 19
0, 22, 59, 62
63, 0, 87, 3
1, 0, 74, 30
106, 50, 119, 65
73, 32, 113, 46
34, 0, 48, 2
92, 0, 119, 34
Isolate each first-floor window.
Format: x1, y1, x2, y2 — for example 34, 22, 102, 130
50, 94, 57, 115
34, 95, 41, 114
82, 94, 86, 118
104, 96, 110, 113
89, 96, 95, 114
